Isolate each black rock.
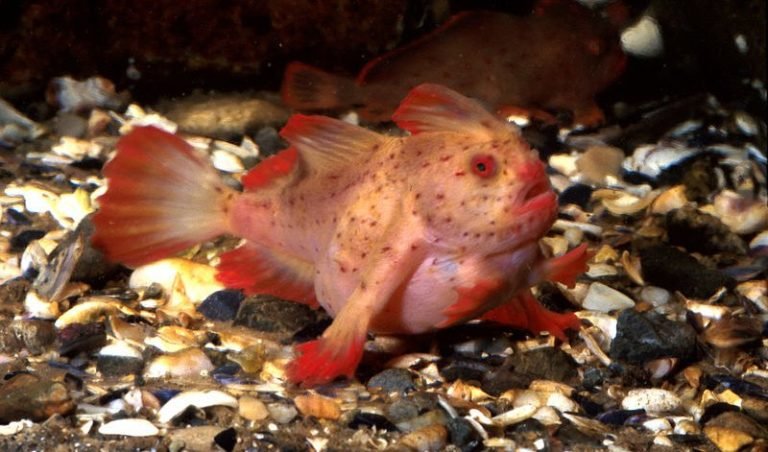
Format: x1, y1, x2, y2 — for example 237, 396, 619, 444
214, 427, 238, 452
367, 368, 415, 395
439, 358, 492, 383
610, 309, 698, 364
197, 289, 244, 321
0, 278, 29, 317
57, 322, 106, 357
9, 229, 45, 252
4, 208, 31, 226
558, 183, 594, 209
447, 417, 483, 452
96, 355, 144, 377
639, 244, 732, 298
234, 295, 318, 334
386, 399, 420, 424
666, 207, 747, 255
509, 348, 579, 384
348, 411, 399, 432
596, 408, 645, 425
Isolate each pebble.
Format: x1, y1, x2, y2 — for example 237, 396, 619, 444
266, 403, 298, 424
575, 145, 624, 185
0, 373, 74, 423
492, 404, 538, 426
610, 309, 698, 364
639, 286, 670, 307
234, 295, 318, 334
367, 368, 416, 395
665, 207, 747, 255
640, 244, 731, 299
621, 388, 682, 413
97, 341, 144, 376
294, 393, 341, 420
398, 424, 448, 451
238, 396, 269, 421
703, 425, 754, 452
98, 418, 159, 437
166, 426, 226, 452
157, 390, 238, 424
144, 348, 214, 379
582, 282, 636, 312
197, 289, 244, 321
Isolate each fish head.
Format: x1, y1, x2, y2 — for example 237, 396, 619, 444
409, 130, 557, 253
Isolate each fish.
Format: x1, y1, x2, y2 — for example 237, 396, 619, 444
92, 84, 590, 387
281, 0, 627, 126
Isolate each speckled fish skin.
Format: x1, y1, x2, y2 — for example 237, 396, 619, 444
282, 0, 626, 125
92, 84, 588, 386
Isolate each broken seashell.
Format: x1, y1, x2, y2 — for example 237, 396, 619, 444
55, 298, 137, 329
129, 258, 223, 303
446, 380, 493, 402
492, 404, 538, 426
620, 250, 644, 286
47, 76, 125, 113
712, 190, 768, 235
294, 393, 342, 420
144, 348, 214, 379
622, 388, 682, 413
156, 390, 238, 423
593, 187, 659, 216
650, 185, 689, 214
582, 282, 635, 312
623, 144, 697, 179
98, 418, 159, 437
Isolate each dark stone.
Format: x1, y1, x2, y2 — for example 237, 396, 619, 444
0, 373, 74, 423
57, 322, 107, 357
666, 207, 747, 255
509, 348, 579, 384
65, 215, 120, 285
4, 208, 31, 226
439, 358, 492, 383
482, 368, 534, 396
596, 409, 645, 425
554, 421, 603, 447
9, 229, 45, 252
197, 289, 244, 321
214, 427, 237, 452
348, 411, 399, 432
11, 319, 56, 355
96, 355, 144, 377
558, 183, 593, 209
386, 399, 420, 424
0, 277, 29, 317
610, 309, 698, 364
367, 368, 415, 395
639, 244, 732, 298
447, 417, 483, 452
234, 295, 318, 334
581, 367, 604, 389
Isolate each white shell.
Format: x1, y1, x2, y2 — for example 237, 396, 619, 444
622, 389, 682, 413
144, 348, 214, 379
621, 14, 664, 58
582, 282, 635, 312
491, 404, 537, 426
157, 390, 238, 423
129, 258, 223, 303
98, 418, 159, 437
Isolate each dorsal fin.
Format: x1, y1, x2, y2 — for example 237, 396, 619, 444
279, 114, 384, 173
392, 83, 508, 137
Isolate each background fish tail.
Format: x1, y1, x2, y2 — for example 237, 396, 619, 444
281, 62, 360, 112
92, 126, 234, 267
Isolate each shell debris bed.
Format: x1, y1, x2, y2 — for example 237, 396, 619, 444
1, 81, 767, 451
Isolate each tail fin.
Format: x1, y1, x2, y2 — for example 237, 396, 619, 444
92, 126, 234, 267
281, 62, 359, 112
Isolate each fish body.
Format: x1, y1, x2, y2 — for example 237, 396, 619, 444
93, 84, 589, 386
282, 0, 626, 125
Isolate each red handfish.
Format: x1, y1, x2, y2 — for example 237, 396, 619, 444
281, 0, 626, 126
92, 84, 589, 386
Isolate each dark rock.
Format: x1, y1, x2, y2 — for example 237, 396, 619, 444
214, 427, 237, 452
554, 421, 604, 447
12, 319, 56, 355
447, 417, 482, 452
367, 368, 415, 395
234, 295, 318, 334
558, 183, 594, 209
666, 207, 747, 255
197, 289, 244, 321
96, 355, 144, 377
596, 409, 645, 425
65, 215, 119, 285
349, 411, 399, 432
386, 399, 420, 424
9, 229, 45, 252
4, 208, 31, 225
510, 348, 579, 384
253, 127, 287, 158
0, 373, 74, 423
439, 358, 492, 383
639, 244, 732, 298
57, 322, 107, 357
581, 367, 605, 389
0, 277, 30, 316
610, 309, 698, 364
482, 368, 535, 396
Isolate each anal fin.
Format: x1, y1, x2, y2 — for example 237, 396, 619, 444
481, 289, 580, 341
216, 244, 318, 307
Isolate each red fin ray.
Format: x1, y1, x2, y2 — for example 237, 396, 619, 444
392, 83, 511, 137
439, 278, 503, 328
241, 147, 298, 191
287, 334, 366, 387
481, 290, 580, 341
92, 126, 233, 267
541, 243, 591, 287
216, 244, 318, 307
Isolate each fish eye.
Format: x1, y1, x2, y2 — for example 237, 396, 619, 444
471, 154, 496, 178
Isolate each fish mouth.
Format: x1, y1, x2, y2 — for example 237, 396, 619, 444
515, 178, 557, 218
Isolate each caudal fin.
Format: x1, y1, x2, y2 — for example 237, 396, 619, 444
92, 126, 234, 267
281, 62, 358, 112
